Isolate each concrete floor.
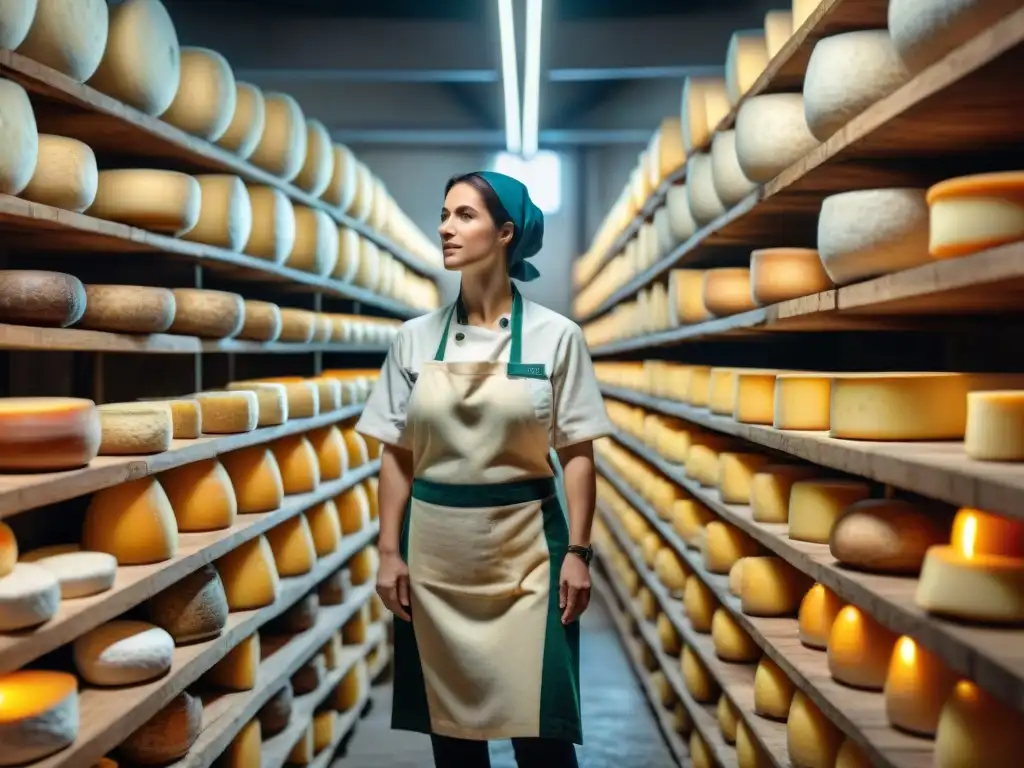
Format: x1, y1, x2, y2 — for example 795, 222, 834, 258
337, 597, 676, 767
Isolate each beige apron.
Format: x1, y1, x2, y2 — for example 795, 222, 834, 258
391, 284, 582, 743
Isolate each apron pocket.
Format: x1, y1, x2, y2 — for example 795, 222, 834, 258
524, 378, 553, 432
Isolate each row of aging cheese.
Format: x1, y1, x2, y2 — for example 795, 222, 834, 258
595, 441, 1024, 768
0, 0, 441, 270
0, 546, 382, 767
0, 271, 403, 343
595, 361, 1024, 462
0, 371, 381, 473
578, 166, 1024, 333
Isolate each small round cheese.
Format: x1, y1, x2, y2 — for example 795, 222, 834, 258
0, 79, 39, 196
830, 498, 949, 574
249, 91, 307, 182
0, 397, 101, 471
147, 563, 229, 644
169, 288, 245, 339
118, 690, 202, 764
787, 690, 843, 768
702, 268, 756, 317
741, 556, 811, 616
16, 0, 109, 82
78, 284, 175, 334
0, 269, 87, 327
725, 29, 769, 105
738, 718, 772, 768
683, 575, 718, 632
798, 583, 844, 650
294, 119, 334, 197
712, 608, 760, 662
966, 390, 1024, 461
686, 152, 727, 225
216, 82, 265, 159
0, 669, 78, 765
750, 248, 832, 305
245, 185, 296, 264
711, 130, 758, 206
73, 620, 174, 685
665, 184, 698, 244
32, 550, 116, 598
828, 605, 899, 690
161, 47, 236, 141
735, 93, 819, 183
884, 635, 959, 737
682, 646, 719, 702
239, 300, 283, 342
19, 134, 98, 212
0, 0, 38, 50
656, 612, 682, 656
194, 390, 259, 434
288, 206, 339, 276
258, 684, 293, 737
181, 174, 253, 252
88, 169, 201, 236
0, 562, 60, 631
754, 656, 795, 720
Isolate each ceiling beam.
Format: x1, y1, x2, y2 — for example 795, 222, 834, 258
330, 128, 651, 147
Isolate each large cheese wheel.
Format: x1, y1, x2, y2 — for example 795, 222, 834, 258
245, 184, 296, 263
830, 498, 949, 574
215, 535, 281, 609
87, 0, 181, 117
827, 605, 898, 690
817, 188, 931, 285
764, 10, 793, 59
78, 284, 175, 333
0, 670, 78, 766
685, 152, 726, 225
0, 0, 38, 50
288, 206, 339, 276
73, 620, 174, 686
216, 82, 265, 159
294, 119, 334, 197
118, 690, 202, 764
0, 562, 60, 631
81, 477, 178, 564
162, 47, 236, 141
97, 401, 174, 455
334, 226, 362, 281
222, 719, 260, 768
19, 134, 98, 212
147, 563, 229, 644
0, 397, 101, 471
711, 130, 758, 206
249, 92, 307, 182
239, 300, 282, 342
735, 93, 819, 182
787, 690, 843, 768
725, 30, 770, 105
0, 269, 86, 327
16, 0, 108, 82
703, 268, 756, 317
87, 169, 201, 236
0, 79, 39, 196
750, 248, 832, 305
803, 31, 910, 141
927, 171, 1024, 259
322, 143, 359, 210
160, 458, 237, 532
681, 76, 730, 153
181, 175, 252, 252
206, 633, 259, 691
258, 684, 293, 737
194, 391, 259, 434
169, 288, 244, 339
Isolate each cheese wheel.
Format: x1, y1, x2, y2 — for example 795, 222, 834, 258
308, 425, 347, 481
161, 47, 236, 141
835, 739, 871, 768
690, 732, 714, 768
804, 31, 910, 141
789, 479, 871, 543
965, 389, 1024, 460
141, 398, 200, 439
827, 605, 899, 690
87, 0, 180, 116
239, 300, 283, 342
750, 464, 823, 524
82, 477, 178, 564
180, 174, 252, 252
667, 269, 711, 325
712, 608, 760, 662
270, 434, 320, 494
681, 646, 719, 702
118, 690, 202, 764
216, 535, 280, 610
354, 238, 382, 290
764, 10, 793, 59
194, 391, 259, 434
935, 680, 1024, 767
665, 184, 697, 244
702, 268, 755, 317
738, 719, 772, 768
750, 248, 832, 305
220, 446, 285, 514
830, 498, 949, 574
0, 397, 101, 471
0, 562, 60, 631
334, 226, 362, 281
289, 206, 339, 276
817, 188, 931, 285
703, 521, 759, 574
774, 373, 831, 430
294, 119, 334, 197
97, 401, 173, 455
160, 458, 238, 532
319, 569, 346, 606
884, 635, 958, 737
222, 382, 287, 427
249, 92, 307, 182
348, 161, 374, 220
77, 284, 175, 334
0, 523, 15, 578
0, 79, 39, 196
292, 654, 325, 695
710, 130, 758, 206
741, 556, 811, 616
88, 169, 201, 235
681, 76, 730, 154
0, 0, 38, 50
258, 684, 293, 737
19, 134, 98, 212
349, 547, 378, 586
245, 184, 296, 263
306, 501, 342, 557
272, 592, 319, 633
146, 563, 229, 644
683, 575, 718, 631
206, 633, 259, 691
787, 690, 843, 768
216, 82, 265, 159
735, 93, 819, 182
729, 558, 746, 597
685, 152, 726, 225
0, 670, 78, 766
754, 656, 795, 719
32, 549, 115, 598
725, 30, 770, 105
718, 694, 740, 743
0, 269, 87, 327
653, 547, 688, 595
792, 0, 820, 30
927, 171, 1024, 259
169, 288, 244, 339
222, 719, 260, 768
73, 620, 174, 686
336, 485, 371, 534
799, 583, 844, 650
266, 514, 317, 576
322, 143, 359, 210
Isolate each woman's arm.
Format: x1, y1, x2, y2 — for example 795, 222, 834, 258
556, 440, 596, 624
377, 443, 414, 621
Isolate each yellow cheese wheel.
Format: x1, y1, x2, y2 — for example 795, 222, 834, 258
216, 535, 281, 610
725, 29, 769, 105
19, 134, 98, 212
77, 284, 175, 334
294, 119, 334, 198
266, 514, 317, 577
288, 206, 339, 277
216, 82, 265, 160
671, 498, 715, 547
249, 92, 307, 182
718, 693, 740, 744
719, 452, 773, 504
0, 522, 16, 578
181, 174, 252, 252
774, 373, 832, 431
88, 169, 200, 235
161, 47, 236, 141
194, 390, 259, 433
738, 718, 772, 768
220, 445, 285, 514
307, 425, 347, 481
221, 719, 260, 768
827, 605, 898, 690
96, 402, 173, 455
349, 547, 377, 586
835, 739, 871, 768
146, 563, 228, 644
750, 248, 832, 305
206, 632, 260, 691
245, 184, 296, 264
681, 646, 719, 702
334, 659, 367, 711
764, 9, 793, 59
703, 521, 759, 574
82, 477, 177, 564
656, 612, 682, 656
751, 464, 823, 524
159, 458, 237, 532
754, 656, 795, 720
0, 670, 79, 765
690, 731, 715, 768
270, 434, 321, 495
798, 583, 844, 650
683, 576, 718, 632
703, 268, 756, 317
305, 501, 342, 557
712, 608, 760, 662
965, 389, 1024, 461
653, 547, 688, 595
740, 556, 811, 617
787, 690, 843, 768
934, 680, 1024, 767
336, 485, 371, 533
884, 635, 958, 737
223, 382, 287, 428
169, 288, 245, 339
239, 300, 283, 342
788, 480, 872, 544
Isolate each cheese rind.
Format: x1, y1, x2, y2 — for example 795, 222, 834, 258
270, 434, 321, 494
170, 288, 245, 339
703, 268, 755, 317
206, 633, 260, 691
147, 563, 229, 644
222, 719, 261, 768
787, 690, 843, 768
216, 82, 265, 159
741, 556, 811, 616
221, 446, 285, 514
194, 390, 259, 434
798, 583, 844, 650
78, 284, 175, 334
294, 119, 334, 197
725, 30, 770, 105
224, 382, 288, 427
927, 172, 1024, 259
20, 134, 98, 212
966, 390, 1024, 461
682, 646, 719, 702
712, 608, 760, 662
788, 480, 871, 543
735, 93, 819, 182
239, 300, 283, 342
934, 680, 1024, 767
160, 458, 238, 532
711, 130, 758, 206
32, 551, 116, 598
181, 174, 253, 252
754, 656, 795, 720
774, 374, 832, 431
686, 152, 726, 225
0, 0, 38, 50
249, 92, 307, 182
0, 670, 79, 766
0, 270, 87, 328
118, 690, 202, 764
73, 620, 174, 686
245, 185, 296, 264
0, 562, 61, 631
884, 635, 958, 737
88, 169, 201, 236
0, 79, 39, 197
830, 498, 949, 574
97, 402, 174, 455
764, 10, 793, 59
215, 535, 281, 610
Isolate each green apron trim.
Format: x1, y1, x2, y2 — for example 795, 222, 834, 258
412, 476, 556, 508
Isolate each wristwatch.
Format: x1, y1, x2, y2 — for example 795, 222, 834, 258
567, 544, 593, 565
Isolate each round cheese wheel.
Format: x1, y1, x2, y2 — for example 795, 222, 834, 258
216, 82, 265, 160
0, 79, 39, 196
322, 143, 359, 210
87, 0, 181, 116
294, 119, 334, 197
711, 130, 758, 206
169, 288, 245, 339
73, 619, 174, 685
160, 458, 237, 532
88, 169, 202, 236
0, 397, 101, 471
348, 161, 374, 221
19, 134, 98, 212
725, 29, 770, 105
0, 0, 38, 50
787, 690, 844, 768
258, 684, 293, 737
292, 654, 326, 695
32, 550, 116, 598
0, 269, 86, 327
0, 669, 78, 765
15, 0, 108, 82
803, 31, 910, 141
926, 171, 1024, 259
702, 268, 756, 317
764, 9, 793, 59
249, 91, 307, 182
239, 300, 283, 342
162, 47, 236, 141
829, 498, 950, 574
245, 184, 296, 263
735, 93, 819, 183
147, 563, 229, 644
181, 174, 252, 252
685, 152, 726, 225
0, 562, 60, 631
118, 690, 202, 764
334, 226, 361, 281
750, 248, 832, 305
77, 284, 175, 333
288, 206, 339, 276
827, 605, 899, 690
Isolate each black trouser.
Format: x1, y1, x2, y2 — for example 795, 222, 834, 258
430, 734, 579, 767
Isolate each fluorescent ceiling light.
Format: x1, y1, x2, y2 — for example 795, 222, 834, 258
522, 0, 542, 157
497, 0, 521, 154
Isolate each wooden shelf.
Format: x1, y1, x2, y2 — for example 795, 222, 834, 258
596, 460, 935, 768
0, 195, 424, 319
600, 507, 789, 768
601, 384, 1024, 527
591, 567, 694, 768
0, 50, 442, 282
0, 403, 364, 521
33, 527, 379, 768
0, 464, 379, 675
575, 7, 1024, 323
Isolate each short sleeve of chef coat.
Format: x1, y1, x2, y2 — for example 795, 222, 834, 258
552, 322, 614, 450
355, 325, 415, 450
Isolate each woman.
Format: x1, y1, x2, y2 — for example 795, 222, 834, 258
355, 170, 613, 768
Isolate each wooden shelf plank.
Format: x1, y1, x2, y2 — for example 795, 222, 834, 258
0, 194, 423, 319
0, 466, 379, 674
596, 460, 935, 768
0, 50, 442, 281
0, 403, 364, 521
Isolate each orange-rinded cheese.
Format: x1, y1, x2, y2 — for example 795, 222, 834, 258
118, 690, 202, 765
19, 134, 98, 212
288, 206, 339, 277
827, 605, 898, 690
703, 268, 756, 317
336, 485, 371, 534
313, 709, 337, 752
294, 119, 334, 198
88, 169, 200, 235
305, 501, 342, 557
0, 522, 16, 578
221, 445, 285, 514
245, 185, 296, 264
0, 397, 101, 471
146, 563, 228, 644
180, 174, 252, 252
266, 515, 317, 576
82, 477, 178, 564
787, 690, 843, 768
206, 633, 260, 691
754, 656, 795, 720
307, 425, 347, 481
221, 718, 261, 768
215, 535, 281, 610
159, 458, 237, 532
682, 645, 719, 702
799, 583, 844, 650
348, 546, 377, 586
926, 171, 1024, 259
235, 379, 318, 418
750, 248, 832, 305
270, 435, 321, 494
342, 603, 371, 644
288, 724, 315, 766
0, 670, 79, 765
364, 478, 380, 520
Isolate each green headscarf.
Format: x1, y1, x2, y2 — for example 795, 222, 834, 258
476, 171, 545, 282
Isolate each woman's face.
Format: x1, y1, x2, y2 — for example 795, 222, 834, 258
439, 182, 513, 275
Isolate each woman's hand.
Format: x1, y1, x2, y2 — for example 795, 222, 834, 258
559, 553, 592, 625
377, 550, 412, 622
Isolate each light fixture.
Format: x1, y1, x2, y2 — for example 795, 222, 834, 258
522, 0, 543, 157
497, 0, 522, 153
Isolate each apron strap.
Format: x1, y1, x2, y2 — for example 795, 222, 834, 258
433, 303, 457, 361
433, 283, 524, 364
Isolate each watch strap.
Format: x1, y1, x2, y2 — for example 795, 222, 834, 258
567, 544, 593, 565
